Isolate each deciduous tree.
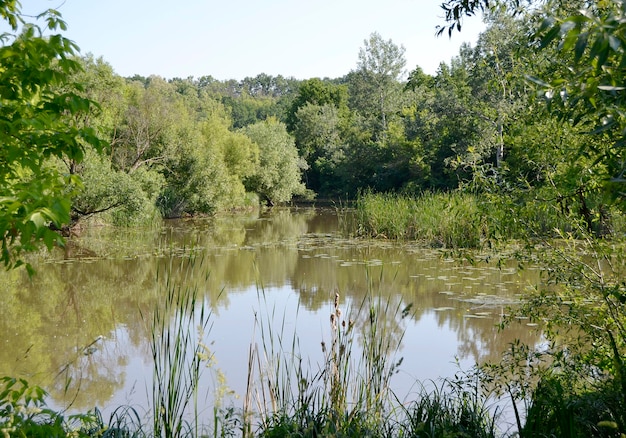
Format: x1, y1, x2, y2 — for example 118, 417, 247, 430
0, 3, 103, 271
243, 119, 307, 205
347, 32, 407, 143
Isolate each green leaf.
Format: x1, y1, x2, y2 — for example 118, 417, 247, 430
608, 35, 622, 52
540, 23, 562, 49
574, 32, 588, 62
561, 26, 580, 52
42, 228, 58, 249
29, 211, 46, 228
598, 85, 625, 91
0, 3, 103, 271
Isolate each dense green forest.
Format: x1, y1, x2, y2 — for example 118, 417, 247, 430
3, 0, 625, 252
65, 5, 626, 239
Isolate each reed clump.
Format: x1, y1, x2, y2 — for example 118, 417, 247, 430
143, 253, 213, 438
397, 379, 499, 438
244, 276, 500, 438
355, 191, 486, 248
354, 189, 626, 248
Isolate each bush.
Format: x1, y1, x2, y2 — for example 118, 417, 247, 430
0, 376, 105, 437
523, 375, 624, 438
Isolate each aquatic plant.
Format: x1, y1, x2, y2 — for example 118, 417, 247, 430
397, 378, 499, 438
144, 253, 213, 438
355, 191, 486, 248
247, 267, 412, 437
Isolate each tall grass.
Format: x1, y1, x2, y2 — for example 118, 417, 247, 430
245, 284, 403, 436
354, 189, 626, 248
244, 288, 315, 435
143, 253, 213, 438
354, 190, 585, 247
243, 268, 501, 437
397, 379, 499, 438
355, 191, 486, 248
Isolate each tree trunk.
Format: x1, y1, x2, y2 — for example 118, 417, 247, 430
496, 120, 504, 169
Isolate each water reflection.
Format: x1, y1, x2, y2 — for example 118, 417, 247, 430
0, 207, 542, 417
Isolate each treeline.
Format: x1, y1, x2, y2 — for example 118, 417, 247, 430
2, 0, 624, 267
68, 9, 622, 234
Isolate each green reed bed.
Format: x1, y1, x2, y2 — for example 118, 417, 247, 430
355, 191, 486, 248
354, 189, 626, 248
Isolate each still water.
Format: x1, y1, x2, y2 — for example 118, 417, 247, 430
0, 207, 541, 422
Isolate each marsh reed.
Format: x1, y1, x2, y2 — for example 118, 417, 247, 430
245, 268, 418, 437
144, 253, 213, 438
355, 191, 486, 248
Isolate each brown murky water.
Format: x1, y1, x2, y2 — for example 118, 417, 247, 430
0, 207, 542, 421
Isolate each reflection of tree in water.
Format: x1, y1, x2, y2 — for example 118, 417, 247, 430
442, 309, 542, 365
49, 339, 125, 408
0, 208, 546, 414
297, 244, 532, 373
244, 208, 314, 246
0, 249, 165, 409
293, 244, 544, 368
343, 292, 410, 363
159, 208, 315, 310
419, 263, 543, 365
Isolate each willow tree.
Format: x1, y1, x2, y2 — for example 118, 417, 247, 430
243, 119, 308, 206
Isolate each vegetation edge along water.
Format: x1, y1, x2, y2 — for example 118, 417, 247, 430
3, 0, 626, 436
3, 194, 626, 437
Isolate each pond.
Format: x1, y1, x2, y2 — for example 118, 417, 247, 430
0, 207, 541, 425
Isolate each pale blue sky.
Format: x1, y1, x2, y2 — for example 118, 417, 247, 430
22, 0, 484, 80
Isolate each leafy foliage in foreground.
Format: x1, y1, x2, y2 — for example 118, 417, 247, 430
0, 376, 106, 437
0, 3, 102, 271
518, 234, 626, 433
